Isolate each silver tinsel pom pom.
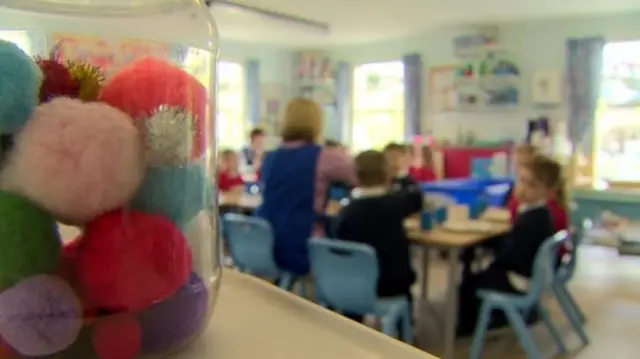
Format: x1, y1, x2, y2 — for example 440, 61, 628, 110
143, 106, 195, 166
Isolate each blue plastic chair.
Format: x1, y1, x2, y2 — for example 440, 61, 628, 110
553, 212, 588, 326
469, 231, 588, 359
309, 238, 413, 343
221, 213, 306, 295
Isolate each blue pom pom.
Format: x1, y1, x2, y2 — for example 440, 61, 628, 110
0, 40, 41, 134
131, 163, 211, 226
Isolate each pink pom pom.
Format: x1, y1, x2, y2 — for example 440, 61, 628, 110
0, 98, 145, 225
99, 57, 208, 158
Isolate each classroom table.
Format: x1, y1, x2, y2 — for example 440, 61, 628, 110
405, 217, 509, 359
219, 192, 262, 210
172, 269, 439, 359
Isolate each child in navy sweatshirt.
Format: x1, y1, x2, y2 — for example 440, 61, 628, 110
335, 150, 421, 325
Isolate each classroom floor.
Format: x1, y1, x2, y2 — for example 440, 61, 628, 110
414, 245, 640, 359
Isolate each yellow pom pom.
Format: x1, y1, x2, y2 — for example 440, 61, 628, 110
66, 61, 105, 102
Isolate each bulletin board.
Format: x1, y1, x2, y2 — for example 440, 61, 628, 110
428, 65, 458, 113
52, 33, 171, 78
259, 83, 288, 135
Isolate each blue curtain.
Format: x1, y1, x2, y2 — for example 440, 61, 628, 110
333, 61, 352, 142
566, 37, 605, 151
246, 59, 260, 127
402, 53, 423, 140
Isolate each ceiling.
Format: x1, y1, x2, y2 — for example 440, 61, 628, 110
211, 0, 640, 47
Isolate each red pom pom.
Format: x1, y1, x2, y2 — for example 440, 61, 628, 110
76, 209, 191, 312
57, 240, 80, 283
99, 57, 208, 158
0, 338, 14, 358
92, 315, 141, 359
57, 240, 100, 321
36, 59, 79, 103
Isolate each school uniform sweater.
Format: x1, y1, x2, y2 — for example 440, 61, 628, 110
335, 188, 421, 296
490, 205, 555, 278
391, 174, 420, 193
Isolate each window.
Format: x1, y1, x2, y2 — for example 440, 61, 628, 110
351, 61, 404, 152
0, 31, 31, 55
217, 61, 245, 150
593, 41, 640, 184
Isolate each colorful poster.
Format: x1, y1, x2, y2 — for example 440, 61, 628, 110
52, 33, 171, 78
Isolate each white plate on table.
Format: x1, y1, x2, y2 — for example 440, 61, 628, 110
441, 220, 495, 233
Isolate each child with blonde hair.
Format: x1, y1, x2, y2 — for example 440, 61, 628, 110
409, 145, 437, 182
458, 154, 565, 335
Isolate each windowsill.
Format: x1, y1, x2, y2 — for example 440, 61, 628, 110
573, 187, 640, 203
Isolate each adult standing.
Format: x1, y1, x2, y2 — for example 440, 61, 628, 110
255, 98, 356, 278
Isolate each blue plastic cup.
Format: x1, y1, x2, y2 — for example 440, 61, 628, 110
469, 198, 488, 219
420, 211, 433, 230
434, 207, 448, 224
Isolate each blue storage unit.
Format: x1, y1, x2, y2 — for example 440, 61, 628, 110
420, 177, 513, 206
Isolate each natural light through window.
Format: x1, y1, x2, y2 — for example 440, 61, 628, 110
218, 61, 245, 150
594, 41, 640, 183
0, 31, 31, 55
351, 61, 405, 152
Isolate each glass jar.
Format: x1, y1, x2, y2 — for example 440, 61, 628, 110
0, 1, 220, 358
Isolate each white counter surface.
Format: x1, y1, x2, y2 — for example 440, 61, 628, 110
171, 269, 439, 359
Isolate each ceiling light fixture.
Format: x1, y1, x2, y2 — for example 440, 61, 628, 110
205, 0, 330, 33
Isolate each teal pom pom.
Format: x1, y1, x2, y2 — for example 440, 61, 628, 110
131, 163, 211, 226
0, 40, 41, 134
0, 190, 61, 289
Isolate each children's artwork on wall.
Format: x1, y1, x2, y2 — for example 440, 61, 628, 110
453, 28, 499, 58
259, 83, 287, 134
532, 70, 563, 104
428, 65, 457, 113
452, 49, 520, 109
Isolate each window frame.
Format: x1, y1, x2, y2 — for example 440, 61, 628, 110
216, 61, 246, 151
590, 41, 640, 187
0, 30, 31, 55
351, 61, 405, 152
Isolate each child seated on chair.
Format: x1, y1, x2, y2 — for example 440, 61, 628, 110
218, 149, 245, 193
384, 143, 419, 193
409, 145, 437, 183
456, 155, 562, 336
335, 150, 422, 323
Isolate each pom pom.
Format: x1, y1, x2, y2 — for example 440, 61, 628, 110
66, 60, 105, 102
76, 210, 191, 312
99, 57, 208, 158
139, 273, 208, 354
0, 339, 14, 358
57, 239, 81, 285
0, 190, 60, 289
35, 59, 79, 103
0, 98, 145, 225
92, 315, 141, 359
39, 326, 96, 359
0, 40, 41, 134
143, 106, 196, 166
131, 163, 211, 226
0, 275, 82, 357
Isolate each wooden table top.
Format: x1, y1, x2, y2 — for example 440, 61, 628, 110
405, 218, 510, 248
219, 192, 262, 208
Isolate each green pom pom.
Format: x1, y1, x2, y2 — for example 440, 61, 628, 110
0, 191, 61, 289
